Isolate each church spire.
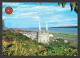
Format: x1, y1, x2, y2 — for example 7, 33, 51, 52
46, 21, 48, 32
39, 21, 41, 31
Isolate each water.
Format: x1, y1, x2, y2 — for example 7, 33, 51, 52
20, 27, 78, 34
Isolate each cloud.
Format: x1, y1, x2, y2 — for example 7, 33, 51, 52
10, 4, 70, 16
33, 16, 40, 19
18, 5, 35, 7
33, 16, 40, 21
2, 3, 77, 28
20, 12, 38, 15
2, 15, 18, 19
2, 16, 6, 19
26, 5, 70, 12
2, 2, 21, 6
49, 23, 77, 27
2, 3, 70, 19
48, 18, 77, 23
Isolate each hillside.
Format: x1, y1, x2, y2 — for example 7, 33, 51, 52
2, 29, 78, 56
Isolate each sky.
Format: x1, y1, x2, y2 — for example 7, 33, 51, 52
2, 2, 77, 28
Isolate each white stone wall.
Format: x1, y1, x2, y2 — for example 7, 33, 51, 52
20, 31, 50, 44
21, 32, 37, 40
31, 34, 37, 40
38, 31, 49, 44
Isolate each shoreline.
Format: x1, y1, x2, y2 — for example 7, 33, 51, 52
5, 28, 77, 39
20, 29, 77, 34
5, 27, 77, 34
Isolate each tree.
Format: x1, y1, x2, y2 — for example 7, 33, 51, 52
58, 2, 78, 13
2, 20, 4, 29
39, 2, 78, 13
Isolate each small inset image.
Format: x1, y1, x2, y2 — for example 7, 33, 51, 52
5, 6, 13, 15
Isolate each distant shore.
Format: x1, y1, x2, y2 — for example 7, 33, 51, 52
9, 27, 77, 33
51, 26, 78, 28
6, 28, 77, 39
5, 28, 77, 34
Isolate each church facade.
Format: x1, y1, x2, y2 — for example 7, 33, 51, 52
19, 21, 50, 44
38, 21, 49, 44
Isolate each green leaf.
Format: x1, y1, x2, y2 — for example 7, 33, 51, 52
74, 6, 78, 13
62, 3, 66, 8
58, 3, 60, 6
40, 2, 42, 5
70, 2, 76, 11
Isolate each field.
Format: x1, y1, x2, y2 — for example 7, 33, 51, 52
2, 29, 78, 56
49, 32, 77, 39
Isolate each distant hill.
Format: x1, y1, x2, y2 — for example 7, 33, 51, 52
51, 26, 78, 28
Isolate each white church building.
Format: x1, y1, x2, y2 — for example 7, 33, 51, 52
38, 21, 50, 44
20, 21, 53, 44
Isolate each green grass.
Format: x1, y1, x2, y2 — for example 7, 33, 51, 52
49, 32, 77, 39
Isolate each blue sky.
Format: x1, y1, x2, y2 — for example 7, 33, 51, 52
2, 2, 77, 28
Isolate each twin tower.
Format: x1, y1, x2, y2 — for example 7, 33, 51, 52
38, 21, 49, 44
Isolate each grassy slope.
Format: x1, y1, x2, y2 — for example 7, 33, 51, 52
49, 32, 77, 39
2, 30, 39, 56
2, 30, 78, 56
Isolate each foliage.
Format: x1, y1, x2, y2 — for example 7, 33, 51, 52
39, 2, 78, 13
2, 30, 78, 56
62, 3, 66, 8
2, 20, 5, 29
46, 39, 78, 56
58, 2, 78, 13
